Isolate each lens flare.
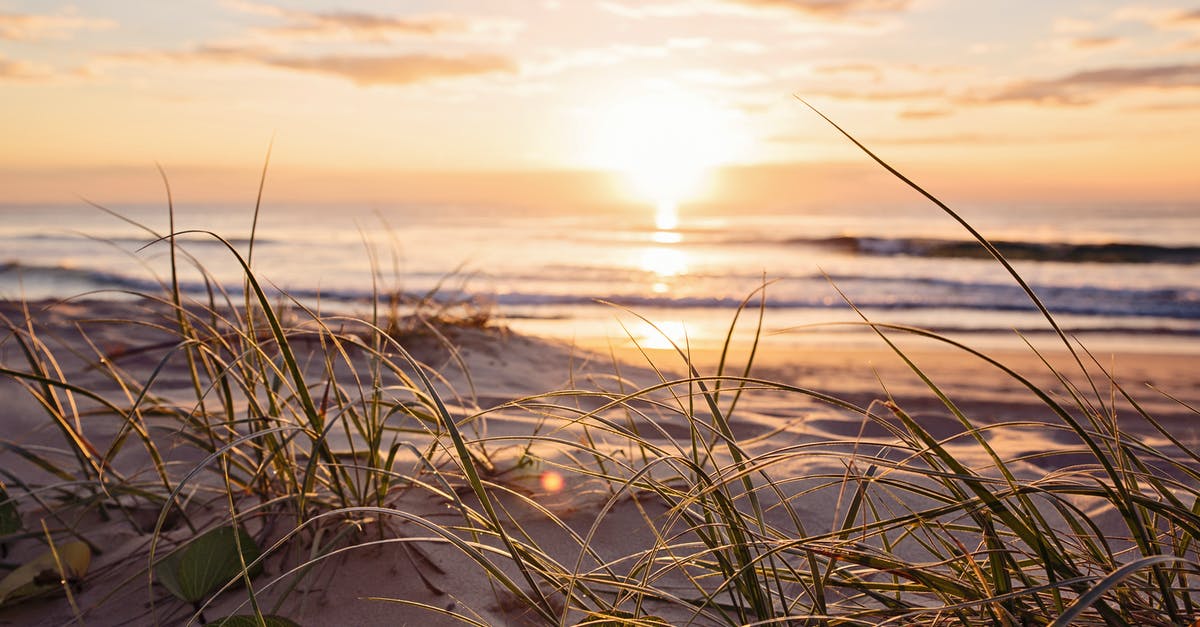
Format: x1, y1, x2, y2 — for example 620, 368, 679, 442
540, 470, 565, 493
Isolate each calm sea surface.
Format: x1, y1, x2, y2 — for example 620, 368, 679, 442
3, 200, 1198, 354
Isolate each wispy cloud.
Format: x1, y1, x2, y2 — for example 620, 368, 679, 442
813, 62, 885, 80
1168, 8, 1200, 25
526, 38, 710, 76
599, 0, 908, 20
223, 1, 518, 43
1125, 99, 1200, 112
771, 130, 1099, 145
971, 63, 1200, 105
898, 108, 952, 120
678, 68, 770, 87
870, 131, 1100, 145
0, 54, 51, 80
105, 44, 517, 87
807, 87, 944, 101
812, 61, 965, 81
725, 0, 910, 17
1066, 35, 1124, 50
0, 9, 115, 41
1052, 17, 1095, 34
268, 13, 468, 40
104, 45, 270, 66
266, 54, 517, 86
1115, 5, 1200, 30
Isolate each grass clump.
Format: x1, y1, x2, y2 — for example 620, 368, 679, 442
0, 114, 1197, 626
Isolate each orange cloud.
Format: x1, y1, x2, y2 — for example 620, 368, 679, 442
1068, 35, 1124, 50
809, 87, 944, 101
898, 108, 952, 120
0, 9, 115, 41
103, 45, 269, 65
267, 12, 467, 41
973, 63, 1200, 105
104, 45, 518, 87
1165, 8, 1200, 27
812, 61, 964, 81
727, 0, 910, 17
223, 1, 518, 43
601, 0, 908, 20
266, 53, 518, 86
0, 54, 51, 80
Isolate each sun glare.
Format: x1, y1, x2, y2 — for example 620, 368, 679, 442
640, 246, 688, 277
655, 201, 679, 230
633, 320, 690, 351
587, 89, 744, 212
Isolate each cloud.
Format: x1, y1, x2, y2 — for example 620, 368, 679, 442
525, 39, 710, 76
1067, 35, 1124, 50
811, 61, 964, 81
105, 45, 267, 65
267, 12, 467, 40
898, 108, 952, 120
1113, 6, 1200, 31
265, 54, 517, 86
0, 54, 50, 80
1149, 7, 1200, 30
1052, 17, 1095, 34
1169, 9, 1200, 25
0, 9, 115, 41
972, 63, 1200, 105
770, 130, 1099, 145
813, 62, 884, 80
1125, 99, 1200, 112
872, 132, 1100, 145
223, 1, 518, 43
678, 68, 770, 87
725, 0, 910, 17
106, 45, 517, 87
807, 87, 944, 101
599, 0, 908, 20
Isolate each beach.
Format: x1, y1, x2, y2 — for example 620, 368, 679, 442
1, 295, 1197, 625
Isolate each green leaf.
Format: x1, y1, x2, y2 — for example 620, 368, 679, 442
209, 615, 301, 627
0, 541, 90, 607
155, 525, 262, 604
0, 487, 20, 536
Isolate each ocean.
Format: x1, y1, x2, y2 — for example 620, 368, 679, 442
2, 200, 1198, 354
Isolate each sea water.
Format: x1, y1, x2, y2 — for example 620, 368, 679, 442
2, 200, 1198, 353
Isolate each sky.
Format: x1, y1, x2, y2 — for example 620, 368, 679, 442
1, 1, 1198, 208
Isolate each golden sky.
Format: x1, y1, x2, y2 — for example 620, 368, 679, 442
1, 1, 1198, 206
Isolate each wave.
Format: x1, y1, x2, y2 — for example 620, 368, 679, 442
789, 236, 1200, 264
486, 287, 1199, 321
0, 233, 275, 248
5, 261, 1197, 323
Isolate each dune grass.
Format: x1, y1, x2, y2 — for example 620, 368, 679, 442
1, 118, 1198, 625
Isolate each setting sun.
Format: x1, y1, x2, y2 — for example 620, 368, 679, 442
586, 89, 746, 210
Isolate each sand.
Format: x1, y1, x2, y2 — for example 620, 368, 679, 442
0, 298, 1197, 625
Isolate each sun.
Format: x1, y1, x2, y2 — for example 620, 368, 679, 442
586, 88, 744, 215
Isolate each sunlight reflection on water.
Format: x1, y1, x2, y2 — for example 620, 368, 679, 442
640, 247, 688, 277
655, 201, 679, 231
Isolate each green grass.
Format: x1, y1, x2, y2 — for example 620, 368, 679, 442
0, 114, 1198, 625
